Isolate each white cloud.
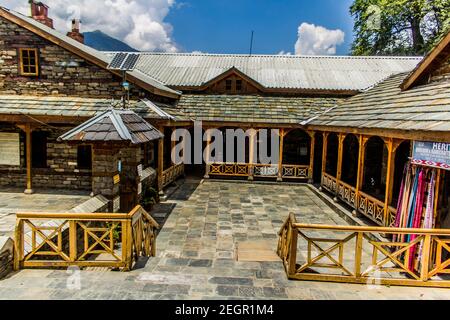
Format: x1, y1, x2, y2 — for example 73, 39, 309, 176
277, 50, 292, 55
294, 22, 344, 55
0, 0, 178, 52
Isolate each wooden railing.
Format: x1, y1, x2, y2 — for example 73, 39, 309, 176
337, 180, 357, 208
321, 172, 338, 193
208, 162, 309, 180
161, 163, 184, 188
14, 205, 159, 271
357, 191, 386, 226
277, 213, 450, 288
281, 165, 309, 179
321, 173, 397, 227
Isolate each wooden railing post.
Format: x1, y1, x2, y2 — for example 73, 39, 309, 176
13, 219, 24, 271
288, 222, 298, 276
420, 234, 432, 281
69, 220, 77, 262
320, 132, 329, 190
354, 231, 363, 277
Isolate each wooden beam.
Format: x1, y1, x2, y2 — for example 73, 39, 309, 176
353, 135, 368, 216
204, 129, 212, 179
306, 125, 450, 143
248, 129, 256, 181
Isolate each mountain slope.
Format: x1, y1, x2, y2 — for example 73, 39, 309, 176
83, 30, 137, 52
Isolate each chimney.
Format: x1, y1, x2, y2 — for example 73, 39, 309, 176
67, 19, 84, 44
30, 1, 54, 29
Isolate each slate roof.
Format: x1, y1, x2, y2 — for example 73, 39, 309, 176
309, 72, 450, 131
0, 7, 180, 98
0, 95, 187, 120
108, 52, 422, 92
175, 94, 341, 124
58, 109, 163, 144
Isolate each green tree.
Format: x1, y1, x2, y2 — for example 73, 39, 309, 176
350, 0, 450, 56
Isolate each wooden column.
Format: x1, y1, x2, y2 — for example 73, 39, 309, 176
248, 129, 256, 181
157, 126, 164, 192
353, 135, 367, 217
319, 132, 329, 190
383, 138, 399, 226
334, 133, 345, 201
307, 131, 315, 184
277, 128, 285, 182
171, 127, 176, 166
24, 124, 33, 194
204, 129, 212, 179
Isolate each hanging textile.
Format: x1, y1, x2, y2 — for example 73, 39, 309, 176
393, 162, 439, 272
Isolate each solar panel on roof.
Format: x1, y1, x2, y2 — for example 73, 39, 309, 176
122, 54, 140, 70
108, 52, 128, 69
107, 53, 140, 71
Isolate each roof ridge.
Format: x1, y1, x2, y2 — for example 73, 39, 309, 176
136, 52, 423, 60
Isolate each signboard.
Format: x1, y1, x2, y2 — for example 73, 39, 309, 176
0, 133, 20, 166
412, 141, 450, 170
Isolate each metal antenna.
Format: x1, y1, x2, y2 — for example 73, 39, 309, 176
249, 30, 254, 56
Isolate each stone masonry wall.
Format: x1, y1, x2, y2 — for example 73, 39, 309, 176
0, 16, 145, 99
0, 123, 91, 190
430, 57, 450, 83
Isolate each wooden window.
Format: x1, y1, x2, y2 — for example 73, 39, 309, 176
236, 79, 242, 91
31, 131, 47, 168
77, 145, 92, 169
225, 79, 233, 91
19, 48, 39, 76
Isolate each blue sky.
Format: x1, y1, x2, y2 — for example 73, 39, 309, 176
167, 0, 355, 55
3, 0, 355, 55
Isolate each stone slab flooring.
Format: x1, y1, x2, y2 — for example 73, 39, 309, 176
1, 180, 450, 300
0, 188, 91, 238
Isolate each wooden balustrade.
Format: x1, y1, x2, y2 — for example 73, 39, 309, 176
208, 162, 309, 180
277, 213, 450, 288
357, 191, 386, 225
14, 205, 159, 271
161, 163, 184, 189
336, 180, 357, 208
321, 172, 338, 193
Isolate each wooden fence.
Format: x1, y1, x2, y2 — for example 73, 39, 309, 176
208, 162, 309, 180
277, 213, 450, 288
161, 163, 184, 189
14, 205, 159, 271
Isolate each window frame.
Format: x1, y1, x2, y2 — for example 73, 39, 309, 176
19, 48, 39, 76
77, 144, 93, 170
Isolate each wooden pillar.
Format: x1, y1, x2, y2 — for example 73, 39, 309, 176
319, 132, 329, 190
24, 124, 33, 194
383, 138, 399, 226
353, 135, 367, 217
171, 127, 176, 166
277, 128, 285, 182
334, 133, 345, 201
308, 131, 315, 184
248, 129, 256, 181
157, 126, 164, 192
204, 128, 211, 179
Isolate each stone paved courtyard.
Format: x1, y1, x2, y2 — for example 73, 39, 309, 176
0, 188, 91, 237
1, 180, 450, 300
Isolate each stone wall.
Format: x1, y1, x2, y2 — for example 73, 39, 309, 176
431, 57, 450, 83
0, 16, 171, 103
0, 123, 91, 190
